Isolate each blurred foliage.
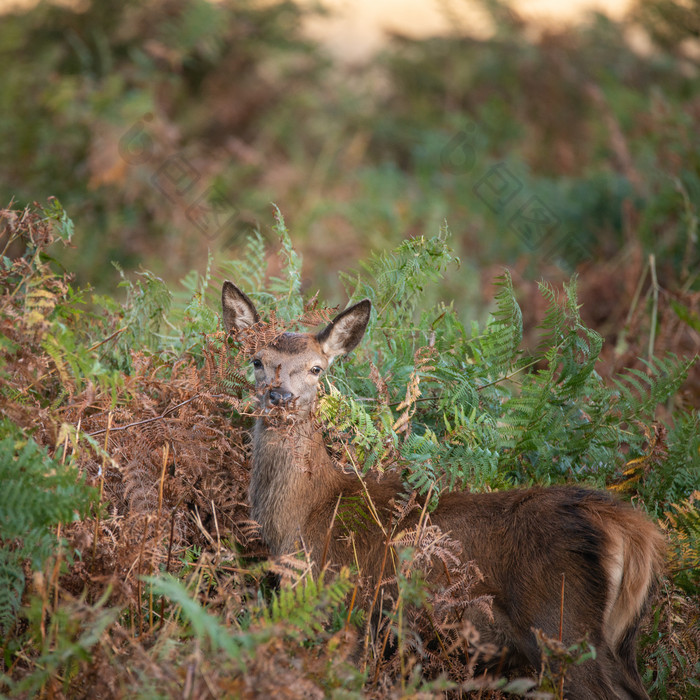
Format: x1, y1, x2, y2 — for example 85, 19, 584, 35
0, 0, 698, 309
0, 0, 328, 285
632, 0, 700, 48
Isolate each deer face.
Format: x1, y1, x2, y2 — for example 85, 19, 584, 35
250, 333, 329, 414
221, 282, 370, 417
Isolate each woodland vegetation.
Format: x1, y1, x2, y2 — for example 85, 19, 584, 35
1, 0, 699, 697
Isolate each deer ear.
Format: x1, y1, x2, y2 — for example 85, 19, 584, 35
317, 299, 371, 359
222, 281, 260, 333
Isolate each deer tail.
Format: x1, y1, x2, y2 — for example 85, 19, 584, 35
603, 505, 666, 655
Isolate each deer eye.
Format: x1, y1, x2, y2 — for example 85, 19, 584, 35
310, 366, 322, 376
252, 359, 263, 370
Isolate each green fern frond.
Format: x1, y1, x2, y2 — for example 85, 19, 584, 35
401, 428, 440, 493
115, 267, 173, 361
613, 354, 691, 420
268, 206, 303, 320
665, 494, 700, 594
0, 549, 25, 638
0, 425, 96, 633
262, 570, 353, 639
319, 386, 388, 468
643, 411, 700, 511
217, 232, 268, 305
535, 277, 583, 355
486, 270, 523, 372
146, 574, 248, 664
341, 227, 456, 329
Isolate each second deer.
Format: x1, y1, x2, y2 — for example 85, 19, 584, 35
222, 281, 665, 700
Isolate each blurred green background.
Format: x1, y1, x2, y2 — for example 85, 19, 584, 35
0, 0, 698, 318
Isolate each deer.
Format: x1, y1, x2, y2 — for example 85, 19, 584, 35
221, 280, 666, 700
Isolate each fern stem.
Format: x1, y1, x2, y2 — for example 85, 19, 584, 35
85, 326, 127, 352
91, 412, 111, 562
412, 482, 434, 547
345, 582, 359, 632
387, 356, 542, 408
476, 357, 541, 391
160, 508, 177, 629
648, 254, 659, 362
363, 535, 392, 664
87, 395, 200, 436
136, 515, 150, 636
51, 523, 62, 613
157, 443, 169, 523
625, 258, 649, 328
320, 494, 342, 572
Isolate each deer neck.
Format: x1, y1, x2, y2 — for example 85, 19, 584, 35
250, 414, 340, 555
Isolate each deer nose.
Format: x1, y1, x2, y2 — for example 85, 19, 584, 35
269, 389, 293, 406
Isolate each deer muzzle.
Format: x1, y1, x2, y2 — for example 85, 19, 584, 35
268, 388, 294, 406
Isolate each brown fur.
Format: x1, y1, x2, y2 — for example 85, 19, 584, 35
222, 282, 666, 700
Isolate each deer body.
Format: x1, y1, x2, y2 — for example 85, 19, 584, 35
222, 281, 665, 700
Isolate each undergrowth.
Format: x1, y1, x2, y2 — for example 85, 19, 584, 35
1, 202, 698, 698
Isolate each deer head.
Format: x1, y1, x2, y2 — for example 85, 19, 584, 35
221, 281, 371, 417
